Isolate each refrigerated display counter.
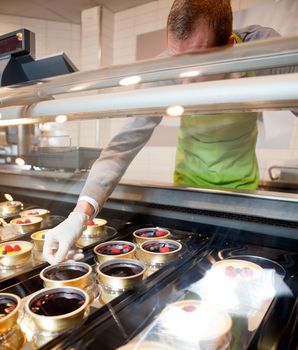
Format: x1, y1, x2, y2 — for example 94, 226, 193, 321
0, 34, 298, 350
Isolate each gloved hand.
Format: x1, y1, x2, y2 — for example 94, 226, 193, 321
43, 211, 88, 265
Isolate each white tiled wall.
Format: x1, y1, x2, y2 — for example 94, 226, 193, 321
0, 14, 81, 68
0, 13, 82, 150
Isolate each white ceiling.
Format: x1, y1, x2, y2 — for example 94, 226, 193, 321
0, 0, 155, 24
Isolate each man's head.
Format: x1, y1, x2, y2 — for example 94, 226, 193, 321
167, 0, 233, 54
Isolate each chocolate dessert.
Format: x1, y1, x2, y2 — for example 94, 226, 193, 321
96, 243, 133, 256
135, 228, 168, 238
30, 291, 85, 316
0, 296, 17, 319
143, 241, 178, 253
101, 263, 143, 277
43, 265, 88, 281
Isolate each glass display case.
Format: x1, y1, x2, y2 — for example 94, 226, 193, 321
0, 34, 297, 350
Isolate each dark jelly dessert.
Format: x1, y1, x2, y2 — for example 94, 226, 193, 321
44, 265, 88, 281
30, 291, 85, 316
0, 296, 17, 319
96, 243, 132, 256
143, 241, 178, 253
135, 228, 168, 238
101, 263, 143, 277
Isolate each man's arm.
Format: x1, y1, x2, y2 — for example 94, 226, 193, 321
77, 115, 163, 216
235, 25, 298, 76
43, 115, 163, 264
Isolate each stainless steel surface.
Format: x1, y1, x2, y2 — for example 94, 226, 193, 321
269, 165, 298, 182
0, 36, 297, 108
17, 125, 34, 156
0, 73, 297, 127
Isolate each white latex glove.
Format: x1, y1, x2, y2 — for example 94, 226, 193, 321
43, 211, 88, 265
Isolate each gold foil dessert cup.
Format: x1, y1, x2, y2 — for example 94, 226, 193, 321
10, 216, 43, 235
20, 208, 49, 222
140, 239, 182, 266
77, 236, 103, 248
25, 286, 90, 332
94, 241, 136, 264
82, 218, 107, 238
96, 258, 145, 292
0, 324, 25, 350
133, 227, 171, 245
31, 229, 50, 252
40, 261, 92, 290
0, 201, 23, 218
160, 300, 232, 350
0, 240, 33, 267
0, 293, 21, 334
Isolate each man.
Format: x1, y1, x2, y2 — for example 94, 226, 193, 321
43, 0, 296, 264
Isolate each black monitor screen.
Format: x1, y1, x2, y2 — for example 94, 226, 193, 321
0, 33, 23, 56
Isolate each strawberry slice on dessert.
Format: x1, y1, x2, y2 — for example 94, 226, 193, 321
111, 247, 121, 255
5, 244, 13, 252
159, 245, 170, 253
13, 244, 21, 252
225, 266, 236, 277
155, 230, 166, 237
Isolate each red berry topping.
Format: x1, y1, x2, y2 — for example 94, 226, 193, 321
225, 266, 236, 277
13, 245, 21, 251
5, 245, 13, 252
122, 245, 131, 251
111, 248, 121, 255
160, 246, 170, 253
16, 220, 23, 224
28, 211, 38, 215
182, 305, 197, 312
140, 233, 149, 238
240, 267, 253, 277
24, 219, 31, 224
155, 230, 166, 237
87, 220, 95, 226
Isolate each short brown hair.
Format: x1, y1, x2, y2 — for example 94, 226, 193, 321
167, 0, 233, 46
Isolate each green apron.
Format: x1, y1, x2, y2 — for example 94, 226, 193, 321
173, 112, 259, 190
173, 33, 259, 190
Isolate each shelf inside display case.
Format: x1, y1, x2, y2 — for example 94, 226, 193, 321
0, 191, 297, 350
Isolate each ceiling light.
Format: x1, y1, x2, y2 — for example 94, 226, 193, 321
166, 105, 184, 117
119, 75, 141, 86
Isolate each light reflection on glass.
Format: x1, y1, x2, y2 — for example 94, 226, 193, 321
55, 115, 68, 123
15, 157, 25, 166
4, 193, 13, 201
166, 105, 184, 117
119, 76, 142, 86
179, 70, 201, 78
